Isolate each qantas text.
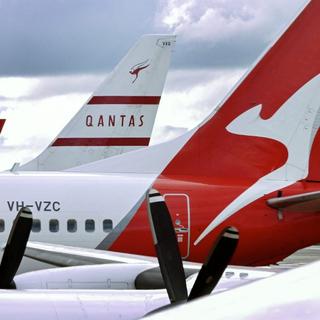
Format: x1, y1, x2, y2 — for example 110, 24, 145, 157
86, 114, 144, 127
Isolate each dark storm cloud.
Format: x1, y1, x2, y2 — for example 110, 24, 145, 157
0, 0, 309, 76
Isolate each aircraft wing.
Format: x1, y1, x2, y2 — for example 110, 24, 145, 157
25, 241, 202, 269
24, 241, 280, 275
24, 241, 159, 266
146, 260, 320, 320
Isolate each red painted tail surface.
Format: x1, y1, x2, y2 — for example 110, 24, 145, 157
163, 0, 320, 183
0, 119, 6, 134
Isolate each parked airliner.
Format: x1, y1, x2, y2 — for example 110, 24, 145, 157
0, 191, 277, 319
2, 0, 320, 268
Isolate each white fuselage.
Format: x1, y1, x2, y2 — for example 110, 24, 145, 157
0, 171, 155, 249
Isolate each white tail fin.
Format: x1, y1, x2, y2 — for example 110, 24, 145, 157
20, 34, 175, 171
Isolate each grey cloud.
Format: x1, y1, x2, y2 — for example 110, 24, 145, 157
0, 0, 158, 76
170, 67, 239, 88
0, 74, 104, 101
0, 106, 9, 112
159, 125, 188, 135
0, 0, 309, 76
0, 96, 10, 101
0, 74, 106, 103
0, 136, 5, 146
151, 125, 188, 145
0, 135, 50, 150
157, 0, 308, 69
24, 74, 104, 100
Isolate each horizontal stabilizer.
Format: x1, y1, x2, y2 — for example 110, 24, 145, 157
267, 191, 320, 212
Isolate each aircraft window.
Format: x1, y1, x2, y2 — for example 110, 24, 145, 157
32, 219, 41, 233
103, 219, 113, 232
67, 219, 77, 233
0, 219, 4, 232
49, 219, 59, 233
225, 272, 235, 278
85, 219, 95, 232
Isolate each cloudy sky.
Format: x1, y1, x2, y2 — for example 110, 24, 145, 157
0, 0, 308, 170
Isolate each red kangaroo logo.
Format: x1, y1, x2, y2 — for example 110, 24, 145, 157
129, 59, 150, 83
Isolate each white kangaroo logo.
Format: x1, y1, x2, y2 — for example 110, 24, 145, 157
195, 74, 320, 245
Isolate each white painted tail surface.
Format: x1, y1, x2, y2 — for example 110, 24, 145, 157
20, 34, 176, 171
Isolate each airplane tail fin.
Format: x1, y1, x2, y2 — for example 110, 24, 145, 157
20, 34, 175, 171
67, 1, 320, 241
166, 0, 320, 242
69, 1, 320, 183
163, 0, 320, 183
0, 119, 5, 134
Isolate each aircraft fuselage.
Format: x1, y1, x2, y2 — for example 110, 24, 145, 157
0, 171, 319, 266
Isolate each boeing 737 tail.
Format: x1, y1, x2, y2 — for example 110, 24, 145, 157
69, 0, 320, 243
20, 34, 175, 171
162, 1, 320, 183
0, 120, 5, 135
72, 1, 318, 179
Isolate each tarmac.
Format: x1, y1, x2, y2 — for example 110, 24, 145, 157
277, 245, 320, 267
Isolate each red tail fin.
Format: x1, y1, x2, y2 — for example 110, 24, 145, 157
163, 0, 320, 183
0, 119, 6, 134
